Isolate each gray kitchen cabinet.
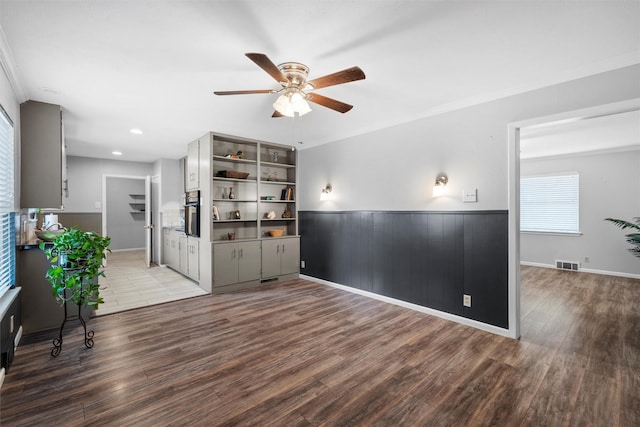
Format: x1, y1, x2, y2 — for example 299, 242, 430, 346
212, 240, 261, 288
179, 235, 188, 274
166, 231, 198, 282
186, 237, 199, 281
20, 100, 67, 209
185, 139, 199, 190
261, 237, 300, 279
162, 228, 170, 265
168, 229, 181, 270
0, 288, 21, 373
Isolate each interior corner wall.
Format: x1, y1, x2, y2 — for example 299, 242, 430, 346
521, 150, 640, 276
298, 64, 640, 332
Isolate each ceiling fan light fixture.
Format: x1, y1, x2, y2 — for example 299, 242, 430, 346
291, 93, 312, 116
273, 93, 295, 117
273, 90, 311, 117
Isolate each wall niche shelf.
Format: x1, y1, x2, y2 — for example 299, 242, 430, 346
129, 194, 146, 214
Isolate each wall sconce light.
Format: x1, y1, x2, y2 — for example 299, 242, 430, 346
432, 174, 448, 197
320, 184, 332, 201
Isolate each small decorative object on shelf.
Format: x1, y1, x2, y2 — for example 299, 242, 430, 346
228, 232, 236, 240
229, 187, 236, 199
266, 210, 276, 219
281, 187, 294, 200
272, 151, 279, 162
282, 206, 292, 218
264, 171, 278, 181
233, 210, 241, 219
269, 229, 284, 237
222, 187, 228, 199
213, 205, 220, 220
217, 170, 250, 179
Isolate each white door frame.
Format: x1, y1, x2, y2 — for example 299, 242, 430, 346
102, 174, 151, 256
507, 98, 640, 340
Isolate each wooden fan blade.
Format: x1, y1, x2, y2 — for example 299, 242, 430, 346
272, 111, 284, 118
306, 66, 365, 90
214, 89, 273, 95
245, 52, 289, 84
307, 93, 353, 113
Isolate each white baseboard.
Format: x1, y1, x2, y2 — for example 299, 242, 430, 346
300, 274, 513, 339
520, 261, 640, 279
109, 247, 145, 253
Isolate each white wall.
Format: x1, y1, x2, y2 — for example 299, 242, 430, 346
64, 156, 153, 212
520, 150, 640, 276
0, 46, 21, 211
299, 65, 640, 213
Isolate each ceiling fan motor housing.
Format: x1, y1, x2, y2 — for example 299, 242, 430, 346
278, 62, 311, 90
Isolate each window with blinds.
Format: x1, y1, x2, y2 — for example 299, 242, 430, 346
520, 172, 580, 234
0, 104, 15, 299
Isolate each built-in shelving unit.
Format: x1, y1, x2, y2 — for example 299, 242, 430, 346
129, 194, 145, 214
258, 142, 297, 238
209, 136, 298, 242
193, 131, 300, 294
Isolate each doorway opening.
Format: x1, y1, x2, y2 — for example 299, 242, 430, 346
508, 98, 640, 339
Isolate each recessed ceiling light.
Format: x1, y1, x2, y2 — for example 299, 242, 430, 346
130, 128, 143, 135
112, 151, 123, 156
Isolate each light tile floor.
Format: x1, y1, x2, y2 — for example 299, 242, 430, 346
94, 250, 207, 316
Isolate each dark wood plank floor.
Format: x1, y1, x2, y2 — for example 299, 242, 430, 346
2, 266, 638, 426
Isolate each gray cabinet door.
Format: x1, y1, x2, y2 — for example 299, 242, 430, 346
20, 101, 63, 208
179, 235, 188, 275
238, 240, 261, 283
213, 243, 239, 287
280, 237, 300, 275
186, 139, 199, 190
187, 238, 199, 281
162, 229, 170, 265
169, 231, 180, 269
261, 239, 281, 279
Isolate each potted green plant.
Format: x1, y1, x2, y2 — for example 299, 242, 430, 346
39, 227, 111, 309
605, 217, 640, 258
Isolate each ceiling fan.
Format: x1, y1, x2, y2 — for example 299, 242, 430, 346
214, 53, 366, 118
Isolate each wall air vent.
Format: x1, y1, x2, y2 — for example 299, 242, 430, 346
555, 260, 580, 271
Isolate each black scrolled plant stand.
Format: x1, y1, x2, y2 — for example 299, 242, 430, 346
51, 267, 95, 357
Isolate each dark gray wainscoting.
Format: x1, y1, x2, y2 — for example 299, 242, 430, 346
299, 210, 508, 329
57, 212, 102, 234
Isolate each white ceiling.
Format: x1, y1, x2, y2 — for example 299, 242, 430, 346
520, 110, 640, 160
1, 0, 639, 163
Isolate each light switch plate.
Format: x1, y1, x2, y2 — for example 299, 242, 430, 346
462, 189, 477, 203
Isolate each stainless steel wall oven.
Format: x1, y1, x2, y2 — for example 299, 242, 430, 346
184, 190, 200, 237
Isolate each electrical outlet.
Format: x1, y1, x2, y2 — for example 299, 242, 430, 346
301, 260, 305, 269
463, 294, 471, 307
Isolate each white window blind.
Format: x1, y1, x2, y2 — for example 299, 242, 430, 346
520, 173, 579, 234
0, 105, 15, 299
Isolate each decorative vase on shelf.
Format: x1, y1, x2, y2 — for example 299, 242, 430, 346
229, 187, 236, 199
222, 187, 228, 199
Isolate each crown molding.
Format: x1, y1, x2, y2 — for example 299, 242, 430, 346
0, 24, 28, 102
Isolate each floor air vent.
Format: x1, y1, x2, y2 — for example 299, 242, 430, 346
555, 260, 580, 271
